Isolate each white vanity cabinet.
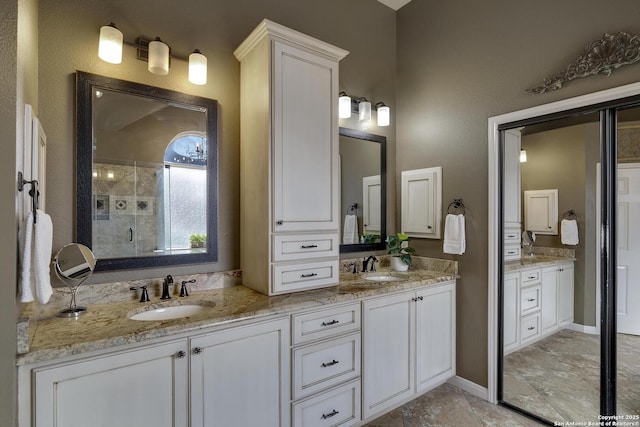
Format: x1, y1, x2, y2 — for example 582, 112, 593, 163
234, 19, 348, 296
32, 340, 190, 427
504, 261, 574, 353
26, 317, 290, 427
190, 317, 290, 427
362, 281, 456, 420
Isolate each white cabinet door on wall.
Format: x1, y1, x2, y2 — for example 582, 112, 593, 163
272, 41, 340, 233
401, 167, 442, 239
190, 317, 290, 427
362, 292, 414, 419
503, 129, 521, 228
524, 189, 558, 235
362, 175, 381, 235
33, 340, 189, 427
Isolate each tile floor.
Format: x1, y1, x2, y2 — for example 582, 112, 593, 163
364, 383, 542, 426
365, 330, 639, 426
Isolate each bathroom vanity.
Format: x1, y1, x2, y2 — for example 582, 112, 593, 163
503, 256, 575, 354
17, 259, 456, 427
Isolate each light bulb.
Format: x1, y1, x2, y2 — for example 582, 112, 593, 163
339, 93, 351, 118
148, 38, 170, 75
189, 50, 207, 85
98, 23, 123, 64
377, 103, 390, 127
520, 149, 527, 163
359, 100, 371, 122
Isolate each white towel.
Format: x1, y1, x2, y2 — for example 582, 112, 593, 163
18, 210, 53, 304
342, 214, 359, 244
443, 214, 466, 255
561, 219, 579, 245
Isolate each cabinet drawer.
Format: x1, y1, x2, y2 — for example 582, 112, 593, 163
292, 379, 361, 427
520, 285, 541, 315
504, 246, 521, 260
504, 229, 521, 243
292, 303, 360, 345
272, 260, 339, 294
520, 313, 540, 343
292, 333, 361, 399
273, 234, 339, 262
521, 269, 541, 285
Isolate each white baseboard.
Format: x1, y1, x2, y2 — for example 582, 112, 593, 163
566, 323, 598, 335
447, 376, 488, 401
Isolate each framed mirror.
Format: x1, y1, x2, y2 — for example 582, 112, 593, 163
76, 71, 218, 271
339, 127, 387, 253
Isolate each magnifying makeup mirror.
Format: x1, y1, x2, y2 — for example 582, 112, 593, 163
53, 243, 97, 318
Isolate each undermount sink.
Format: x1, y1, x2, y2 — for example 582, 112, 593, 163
129, 303, 215, 321
363, 272, 408, 282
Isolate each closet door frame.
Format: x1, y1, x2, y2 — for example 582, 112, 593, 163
488, 83, 640, 420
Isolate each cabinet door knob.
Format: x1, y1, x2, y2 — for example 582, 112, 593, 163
193, 347, 203, 355
276, 220, 283, 226
321, 409, 339, 420
418, 296, 424, 301
175, 350, 186, 359
321, 359, 339, 368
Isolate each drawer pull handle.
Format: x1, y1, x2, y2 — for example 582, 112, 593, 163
321, 359, 339, 368
176, 350, 186, 359
527, 326, 535, 331
301, 244, 318, 249
321, 409, 339, 420
301, 273, 318, 278
321, 319, 339, 327
527, 298, 535, 302
507, 251, 517, 255
528, 276, 536, 279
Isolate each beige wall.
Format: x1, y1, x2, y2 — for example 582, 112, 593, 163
396, 0, 640, 387
38, 0, 397, 284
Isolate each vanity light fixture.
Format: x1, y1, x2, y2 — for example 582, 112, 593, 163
97, 25, 208, 85
520, 149, 527, 163
339, 92, 352, 118
98, 23, 123, 64
148, 37, 170, 75
359, 98, 372, 122
376, 102, 390, 127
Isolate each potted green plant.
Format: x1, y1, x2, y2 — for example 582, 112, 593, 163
189, 233, 207, 248
386, 232, 415, 271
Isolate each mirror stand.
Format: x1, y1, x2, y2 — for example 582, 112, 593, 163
53, 243, 97, 318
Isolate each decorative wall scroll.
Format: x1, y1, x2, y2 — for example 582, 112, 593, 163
527, 32, 640, 94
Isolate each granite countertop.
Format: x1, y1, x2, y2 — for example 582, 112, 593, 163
504, 255, 576, 272
18, 267, 456, 366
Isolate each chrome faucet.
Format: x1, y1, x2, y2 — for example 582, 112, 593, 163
362, 256, 378, 272
161, 275, 174, 300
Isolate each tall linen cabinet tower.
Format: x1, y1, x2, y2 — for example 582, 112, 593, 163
234, 20, 348, 295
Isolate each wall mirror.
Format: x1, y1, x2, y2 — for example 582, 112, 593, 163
76, 71, 218, 271
339, 127, 386, 253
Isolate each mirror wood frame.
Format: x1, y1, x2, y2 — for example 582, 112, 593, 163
75, 71, 218, 271
338, 127, 387, 253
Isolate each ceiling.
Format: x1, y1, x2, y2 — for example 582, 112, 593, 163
376, 0, 413, 11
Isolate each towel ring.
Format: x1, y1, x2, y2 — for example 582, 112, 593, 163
347, 203, 358, 215
447, 198, 465, 215
18, 171, 39, 223
563, 210, 577, 220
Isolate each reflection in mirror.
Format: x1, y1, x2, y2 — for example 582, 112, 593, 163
54, 243, 96, 318
615, 105, 640, 416
338, 127, 386, 253
501, 112, 602, 423
76, 72, 218, 271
